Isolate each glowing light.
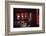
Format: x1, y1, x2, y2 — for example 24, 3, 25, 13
22, 16, 23, 17
17, 15, 20, 18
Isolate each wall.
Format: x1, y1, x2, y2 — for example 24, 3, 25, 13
0, 0, 46, 36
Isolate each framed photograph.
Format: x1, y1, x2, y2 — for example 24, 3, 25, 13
5, 1, 45, 36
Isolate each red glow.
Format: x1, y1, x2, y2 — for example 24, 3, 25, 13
16, 13, 20, 20
36, 15, 39, 25
16, 13, 29, 21
24, 13, 28, 20
21, 13, 25, 20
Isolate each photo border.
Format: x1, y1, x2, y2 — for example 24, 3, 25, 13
5, 1, 45, 36
10, 5, 42, 32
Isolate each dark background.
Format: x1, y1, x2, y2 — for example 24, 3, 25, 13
13, 8, 39, 28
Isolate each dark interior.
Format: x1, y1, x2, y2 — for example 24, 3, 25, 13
13, 8, 39, 28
